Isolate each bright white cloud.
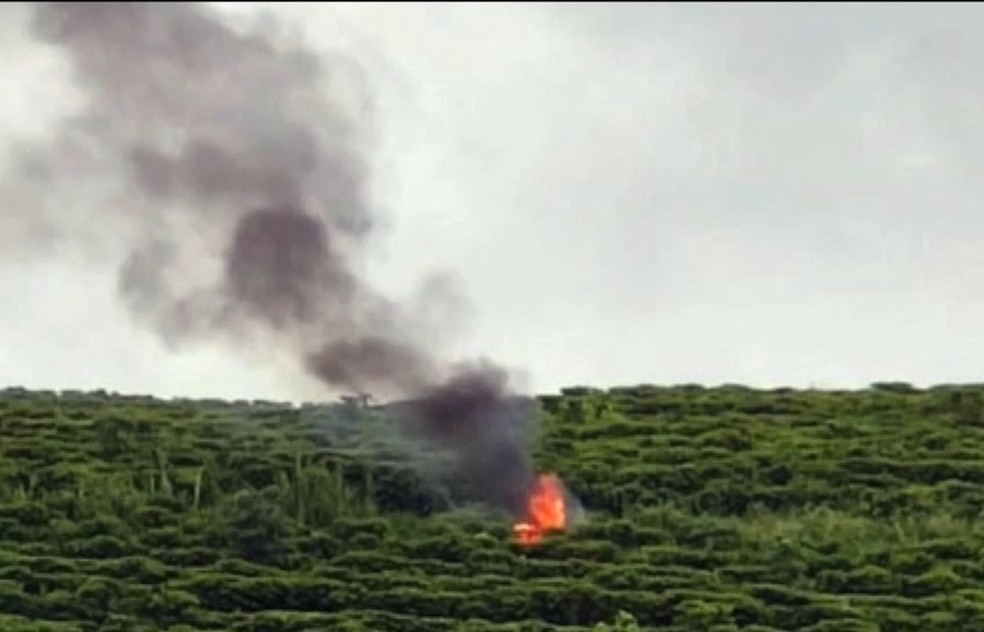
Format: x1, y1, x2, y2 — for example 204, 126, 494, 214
3, 2, 984, 401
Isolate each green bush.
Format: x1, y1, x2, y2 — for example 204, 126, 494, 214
4, 385, 984, 630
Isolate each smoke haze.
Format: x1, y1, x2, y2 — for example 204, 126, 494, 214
2, 2, 536, 517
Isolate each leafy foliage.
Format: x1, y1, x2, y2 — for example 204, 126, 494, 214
1, 383, 983, 630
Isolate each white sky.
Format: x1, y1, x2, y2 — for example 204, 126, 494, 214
2, 2, 984, 401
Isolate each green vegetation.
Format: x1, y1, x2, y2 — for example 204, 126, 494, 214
2, 382, 984, 630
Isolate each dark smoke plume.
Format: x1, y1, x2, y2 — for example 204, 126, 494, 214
4, 2, 537, 517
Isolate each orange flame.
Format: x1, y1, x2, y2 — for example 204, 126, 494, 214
513, 473, 567, 547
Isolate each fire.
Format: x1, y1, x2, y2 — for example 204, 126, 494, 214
513, 473, 567, 547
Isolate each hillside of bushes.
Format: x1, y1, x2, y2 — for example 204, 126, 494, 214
2, 382, 984, 631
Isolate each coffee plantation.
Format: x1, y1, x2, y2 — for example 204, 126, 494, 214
1, 382, 983, 630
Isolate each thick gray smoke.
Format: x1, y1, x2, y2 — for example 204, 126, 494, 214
6, 2, 537, 518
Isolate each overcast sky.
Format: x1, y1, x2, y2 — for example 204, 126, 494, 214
2, 2, 984, 402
